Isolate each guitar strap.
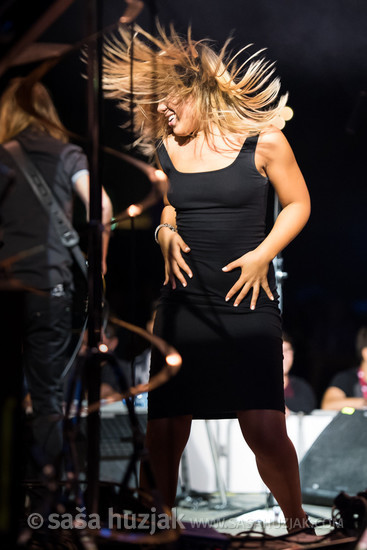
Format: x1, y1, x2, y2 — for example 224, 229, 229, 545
3, 140, 87, 280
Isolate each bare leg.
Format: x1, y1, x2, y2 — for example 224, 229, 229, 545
237, 409, 307, 531
140, 415, 192, 509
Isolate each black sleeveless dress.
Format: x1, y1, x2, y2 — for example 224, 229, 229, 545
149, 135, 284, 420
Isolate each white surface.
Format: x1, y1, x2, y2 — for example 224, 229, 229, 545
181, 411, 336, 494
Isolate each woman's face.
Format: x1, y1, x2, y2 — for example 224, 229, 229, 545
157, 96, 198, 137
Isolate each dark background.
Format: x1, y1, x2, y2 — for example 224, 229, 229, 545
1, 0, 367, 405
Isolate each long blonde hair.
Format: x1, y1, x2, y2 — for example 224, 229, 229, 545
103, 23, 288, 154
0, 77, 68, 144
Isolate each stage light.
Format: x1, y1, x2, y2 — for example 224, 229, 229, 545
99, 343, 109, 353
273, 116, 286, 130
281, 106, 294, 121
127, 204, 142, 217
166, 353, 182, 367
154, 169, 167, 182
273, 105, 294, 130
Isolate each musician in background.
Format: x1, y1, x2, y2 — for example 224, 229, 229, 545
0, 77, 112, 516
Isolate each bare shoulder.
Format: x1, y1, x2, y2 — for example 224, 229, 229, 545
257, 126, 295, 165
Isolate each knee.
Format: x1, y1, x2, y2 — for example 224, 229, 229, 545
238, 411, 290, 458
248, 429, 288, 457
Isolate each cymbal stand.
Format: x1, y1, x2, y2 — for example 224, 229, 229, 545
273, 194, 288, 313
83, 0, 104, 516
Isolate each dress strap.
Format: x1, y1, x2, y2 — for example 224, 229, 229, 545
244, 134, 260, 153
156, 141, 172, 173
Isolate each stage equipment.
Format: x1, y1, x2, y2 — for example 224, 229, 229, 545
300, 409, 367, 506
177, 491, 367, 550
273, 194, 288, 313
74, 0, 180, 529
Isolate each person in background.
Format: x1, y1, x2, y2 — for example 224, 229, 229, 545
0, 77, 113, 516
282, 333, 317, 415
321, 326, 367, 410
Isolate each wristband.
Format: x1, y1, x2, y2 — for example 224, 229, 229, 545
154, 223, 176, 243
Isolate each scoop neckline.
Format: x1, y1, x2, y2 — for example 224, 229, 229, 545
161, 137, 249, 175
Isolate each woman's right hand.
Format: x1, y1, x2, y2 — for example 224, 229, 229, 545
158, 227, 192, 289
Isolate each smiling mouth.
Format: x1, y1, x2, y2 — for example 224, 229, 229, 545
168, 113, 176, 126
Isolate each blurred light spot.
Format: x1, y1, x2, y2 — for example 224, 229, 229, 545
273, 116, 286, 130
166, 353, 182, 367
154, 169, 167, 182
281, 106, 294, 121
127, 204, 142, 217
99, 343, 108, 353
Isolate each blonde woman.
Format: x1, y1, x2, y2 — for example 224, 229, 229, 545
104, 26, 311, 532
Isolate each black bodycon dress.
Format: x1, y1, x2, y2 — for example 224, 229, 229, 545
148, 135, 285, 420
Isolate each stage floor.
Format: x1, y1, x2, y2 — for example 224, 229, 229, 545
176, 491, 334, 536
175, 493, 367, 549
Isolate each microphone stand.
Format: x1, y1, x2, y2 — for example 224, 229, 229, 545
273, 194, 288, 313
257, 193, 288, 514
81, 0, 163, 522
84, 0, 103, 516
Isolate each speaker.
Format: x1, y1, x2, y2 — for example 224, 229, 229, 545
78, 410, 148, 485
299, 409, 367, 506
99, 411, 147, 485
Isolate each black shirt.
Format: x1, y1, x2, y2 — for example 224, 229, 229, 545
284, 375, 317, 414
0, 128, 88, 289
329, 367, 362, 398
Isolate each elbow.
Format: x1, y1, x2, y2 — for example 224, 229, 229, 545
321, 397, 340, 411
102, 195, 113, 223
306, 195, 311, 220
300, 196, 311, 228
302, 191, 311, 222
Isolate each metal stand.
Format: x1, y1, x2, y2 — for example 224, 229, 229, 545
177, 421, 229, 511
252, 193, 288, 516
84, 0, 104, 516
205, 421, 228, 509
64, 348, 146, 497
273, 194, 288, 313
178, 422, 229, 511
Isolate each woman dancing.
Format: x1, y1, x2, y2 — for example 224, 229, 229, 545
103, 25, 311, 532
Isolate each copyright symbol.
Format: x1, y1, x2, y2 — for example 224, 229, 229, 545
27, 513, 44, 529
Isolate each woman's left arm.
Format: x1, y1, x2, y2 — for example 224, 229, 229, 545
254, 128, 311, 262
223, 128, 311, 309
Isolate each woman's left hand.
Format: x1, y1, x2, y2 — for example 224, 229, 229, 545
222, 250, 274, 309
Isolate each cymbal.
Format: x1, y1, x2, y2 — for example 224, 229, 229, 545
0, 278, 29, 291
9, 42, 72, 66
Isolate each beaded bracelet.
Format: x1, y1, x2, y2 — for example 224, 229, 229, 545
154, 223, 176, 243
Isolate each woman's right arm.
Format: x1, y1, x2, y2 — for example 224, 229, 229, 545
157, 204, 192, 289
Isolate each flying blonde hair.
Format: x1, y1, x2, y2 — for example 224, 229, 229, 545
103, 23, 288, 154
0, 77, 68, 144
